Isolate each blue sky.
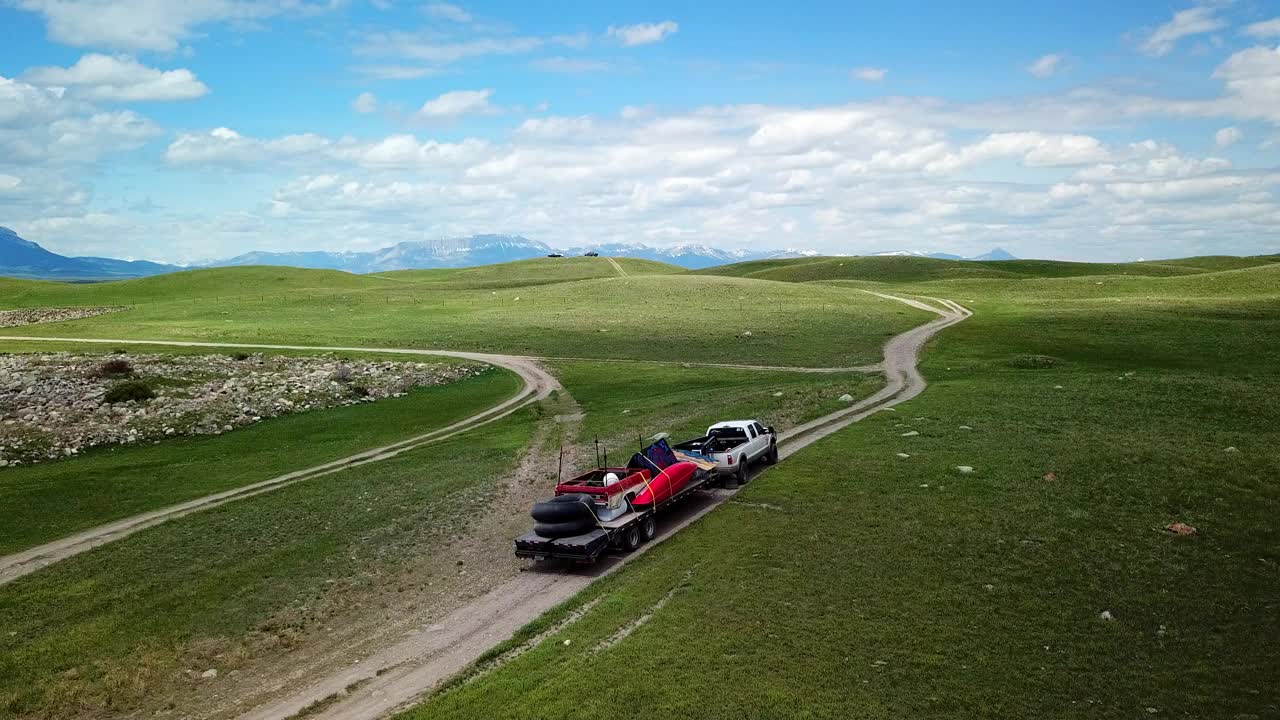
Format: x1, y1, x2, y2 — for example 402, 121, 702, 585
1, 0, 1279, 262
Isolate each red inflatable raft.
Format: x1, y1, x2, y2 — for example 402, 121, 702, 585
630, 460, 700, 508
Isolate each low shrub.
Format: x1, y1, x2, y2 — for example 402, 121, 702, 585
104, 380, 155, 404
96, 358, 134, 377
1006, 354, 1062, 370
230, 352, 251, 361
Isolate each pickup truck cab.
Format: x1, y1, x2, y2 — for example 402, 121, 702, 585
674, 420, 777, 485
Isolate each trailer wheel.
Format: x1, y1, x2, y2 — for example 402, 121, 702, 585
640, 515, 657, 542
622, 524, 642, 552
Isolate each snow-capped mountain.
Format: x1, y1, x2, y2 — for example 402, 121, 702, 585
212, 235, 555, 273
872, 248, 1017, 261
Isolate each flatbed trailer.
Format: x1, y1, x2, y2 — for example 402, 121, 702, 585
515, 466, 714, 564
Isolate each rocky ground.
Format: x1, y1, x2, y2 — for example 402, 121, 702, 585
0, 306, 126, 327
0, 352, 484, 466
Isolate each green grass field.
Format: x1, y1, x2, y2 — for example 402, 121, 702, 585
400, 260, 1280, 720
0, 266, 929, 367
550, 360, 880, 449
4, 254, 1279, 720
0, 406, 538, 719
698, 253, 1280, 284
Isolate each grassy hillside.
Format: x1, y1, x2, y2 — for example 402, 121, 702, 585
0, 357, 517, 554
0, 407, 539, 719
401, 266, 1280, 720
0, 269, 932, 367
698, 254, 1280, 284
375, 256, 681, 288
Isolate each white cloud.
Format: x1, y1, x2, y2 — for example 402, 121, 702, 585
0, 174, 22, 191
418, 89, 494, 119
352, 91, 378, 114
1140, 6, 1227, 56
425, 3, 471, 23
851, 67, 887, 82
15, 0, 341, 52
1028, 53, 1063, 78
23, 54, 208, 102
351, 65, 441, 80
1215, 126, 1242, 146
607, 21, 678, 47
1243, 18, 1280, 37
530, 57, 613, 73
358, 32, 544, 63
1211, 45, 1280, 122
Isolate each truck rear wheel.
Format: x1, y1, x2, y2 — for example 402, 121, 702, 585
640, 515, 657, 542
765, 444, 778, 465
736, 462, 749, 486
621, 525, 642, 552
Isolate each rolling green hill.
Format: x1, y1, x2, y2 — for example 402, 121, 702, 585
697, 254, 1280, 284
374, 256, 682, 288
400, 256, 1280, 720
0, 267, 932, 367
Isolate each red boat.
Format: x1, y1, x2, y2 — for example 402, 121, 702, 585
630, 460, 700, 508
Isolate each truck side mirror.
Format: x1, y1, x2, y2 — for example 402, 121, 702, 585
766, 426, 775, 435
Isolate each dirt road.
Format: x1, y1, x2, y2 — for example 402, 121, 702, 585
226, 293, 970, 720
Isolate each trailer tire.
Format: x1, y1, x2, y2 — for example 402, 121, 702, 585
533, 518, 596, 538
621, 524, 642, 552
531, 494, 596, 523
640, 515, 657, 542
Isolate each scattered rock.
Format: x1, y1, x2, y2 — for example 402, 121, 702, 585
1099, 610, 1115, 621
838, 394, 854, 402
741, 331, 753, 338
772, 391, 783, 397
1043, 471, 1058, 482
1053, 385, 1065, 390
0, 306, 127, 328
1164, 522, 1197, 536
900, 430, 919, 437
958, 425, 973, 430
1224, 446, 1239, 453
955, 465, 974, 474
895, 452, 910, 458
983, 584, 995, 591
562, 639, 571, 646
200, 669, 218, 679
0, 352, 480, 465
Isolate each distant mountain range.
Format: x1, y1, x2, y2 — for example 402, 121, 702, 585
0, 225, 1018, 280
0, 226, 181, 280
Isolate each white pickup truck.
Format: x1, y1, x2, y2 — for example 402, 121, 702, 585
673, 420, 778, 486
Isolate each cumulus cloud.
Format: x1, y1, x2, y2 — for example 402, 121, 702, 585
23, 54, 209, 102
15, 0, 341, 52
1028, 53, 1063, 78
607, 21, 678, 46
1243, 17, 1280, 37
1215, 126, 1242, 146
1140, 6, 1227, 56
851, 67, 887, 82
352, 91, 378, 114
418, 89, 495, 119
425, 2, 471, 23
